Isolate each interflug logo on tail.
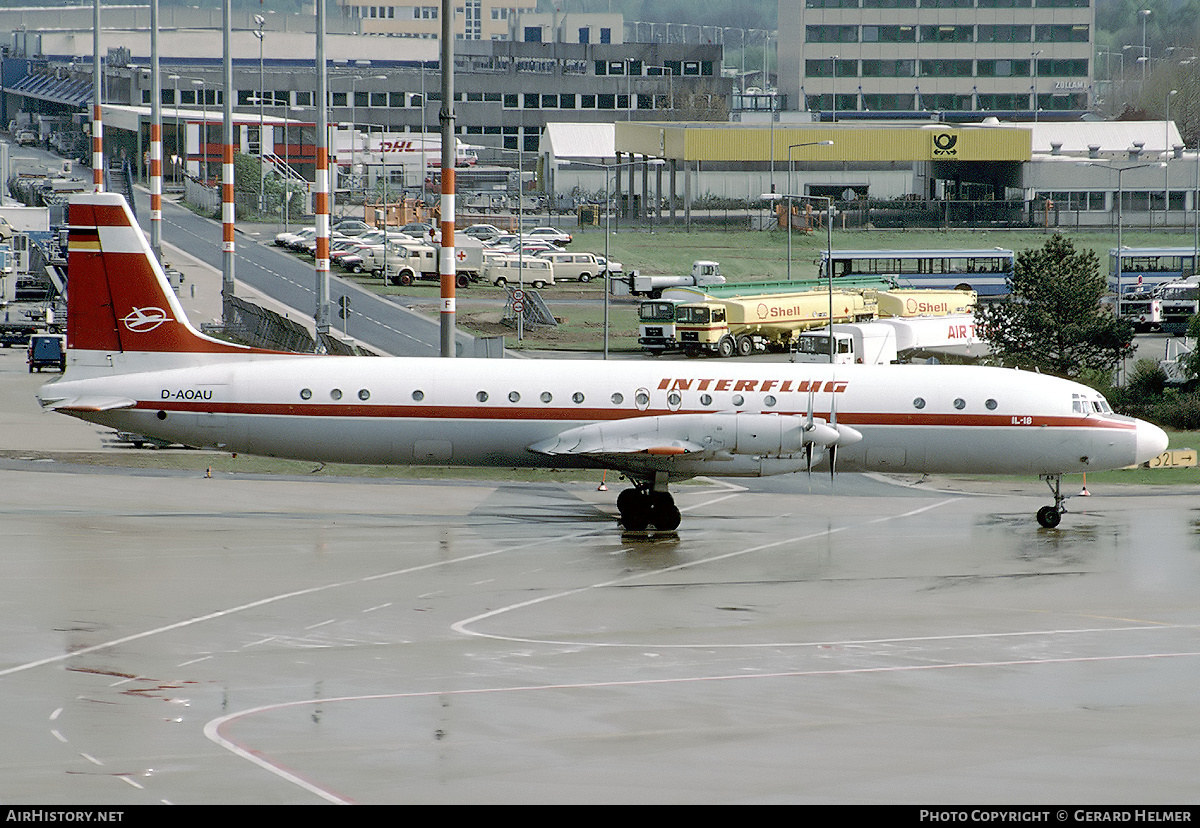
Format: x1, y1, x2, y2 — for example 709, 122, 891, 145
122, 306, 171, 333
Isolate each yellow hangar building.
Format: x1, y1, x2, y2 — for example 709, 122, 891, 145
544, 119, 1032, 228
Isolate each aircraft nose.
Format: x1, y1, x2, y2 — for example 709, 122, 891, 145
1134, 419, 1169, 465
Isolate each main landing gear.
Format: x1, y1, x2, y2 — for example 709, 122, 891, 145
1036, 474, 1068, 528
616, 475, 681, 532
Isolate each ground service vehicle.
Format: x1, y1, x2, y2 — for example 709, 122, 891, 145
675, 290, 877, 358
27, 333, 65, 372
374, 241, 477, 288
535, 251, 607, 282
618, 261, 726, 298
792, 324, 899, 365
483, 256, 555, 288
820, 249, 1014, 296
1119, 288, 1162, 332
638, 300, 680, 355
875, 289, 975, 318
1156, 279, 1200, 335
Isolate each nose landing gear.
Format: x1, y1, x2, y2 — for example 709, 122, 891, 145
1036, 474, 1067, 528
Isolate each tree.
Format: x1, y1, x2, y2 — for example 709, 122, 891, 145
1183, 313, 1200, 382
976, 234, 1135, 379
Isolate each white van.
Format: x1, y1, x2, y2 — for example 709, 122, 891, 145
535, 251, 604, 282
484, 256, 555, 288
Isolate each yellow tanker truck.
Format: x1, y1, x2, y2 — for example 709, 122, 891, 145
674, 290, 879, 358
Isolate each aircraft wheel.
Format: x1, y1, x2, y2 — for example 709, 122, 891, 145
1036, 506, 1062, 528
717, 336, 735, 358
736, 335, 754, 357
618, 488, 651, 531
649, 493, 681, 530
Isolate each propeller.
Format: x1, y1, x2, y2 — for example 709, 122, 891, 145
803, 390, 816, 478
828, 390, 839, 482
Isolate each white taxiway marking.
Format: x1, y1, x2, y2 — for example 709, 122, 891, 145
205, 645, 1200, 805
451, 498, 960, 644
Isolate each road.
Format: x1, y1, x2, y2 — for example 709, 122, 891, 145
128, 189, 479, 357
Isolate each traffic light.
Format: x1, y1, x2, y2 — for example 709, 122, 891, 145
338, 295, 350, 319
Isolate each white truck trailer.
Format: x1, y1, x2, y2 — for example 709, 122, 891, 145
613, 260, 726, 298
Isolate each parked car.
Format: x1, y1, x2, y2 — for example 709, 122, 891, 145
400, 222, 434, 240
332, 219, 372, 236
283, 228, 318, 250
274, 227, 312, 247
535, 251, 607, 283
525, 226, 572, 246
464, 224, 504, 242
594, 254, 623, 277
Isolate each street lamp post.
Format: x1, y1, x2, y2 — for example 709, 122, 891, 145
1141, 9, 1153, 84
1032, 50, 1043, 121
761, 191, 836, 360
570, 158, 664, 358
1079, 160, 1167, 312
830, 55, 839, 123
784, 140, 835, 280
253, 15, 265, 214
1167, 88, 1178, 228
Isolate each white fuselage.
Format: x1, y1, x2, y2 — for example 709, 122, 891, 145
42, 356, 1158, 481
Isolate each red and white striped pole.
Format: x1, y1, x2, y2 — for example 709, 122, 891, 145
149, 0, 162, 260
439, 165, 455, 357
91, 0, 103, 193
438, 0, 455, 357
220, 0, 234, 304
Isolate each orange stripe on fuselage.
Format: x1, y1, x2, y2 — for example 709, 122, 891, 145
128, 399, 1140, 432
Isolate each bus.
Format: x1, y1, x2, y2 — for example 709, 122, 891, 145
819, 249, 1015, 297
1107, 247, 1198, 294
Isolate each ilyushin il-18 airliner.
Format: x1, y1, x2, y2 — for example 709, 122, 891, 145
38, 193, 1168, 530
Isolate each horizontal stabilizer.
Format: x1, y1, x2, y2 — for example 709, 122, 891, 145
43, 396, 138, 413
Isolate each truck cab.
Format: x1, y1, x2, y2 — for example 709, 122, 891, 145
1157, 280, 1200, 335
791, 323, 899, 365
638, 300, 680, 354
675, 302, 733, 357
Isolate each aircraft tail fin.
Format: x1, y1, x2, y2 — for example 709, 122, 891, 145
67, 193, 264, 356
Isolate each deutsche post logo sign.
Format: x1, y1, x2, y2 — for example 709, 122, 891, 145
931, 131, 960, 158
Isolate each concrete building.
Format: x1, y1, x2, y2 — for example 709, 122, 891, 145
777, 0, 1093, 121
